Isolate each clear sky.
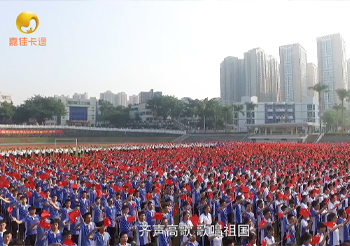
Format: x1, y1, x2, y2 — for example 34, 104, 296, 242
1, 0, 350, 105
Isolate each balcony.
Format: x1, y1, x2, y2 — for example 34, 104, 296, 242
267, 108, 273, 112
287, 115, 294, 119
287, 108, 293, 112
267, 116, 274, 119
275, 108, 286, 112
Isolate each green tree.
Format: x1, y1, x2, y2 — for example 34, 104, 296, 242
336, 88, 350, 126
13, 95, 66, 124
0, 101, 15, 123
99, 100, 130, 127
309, 83, 329, 131
109, 106, 130, 127
332, 104, 342, 129
221, 105, 233, 128
233, 104, 244, 129
98, 100, 116, 124
322, 110, 337, 131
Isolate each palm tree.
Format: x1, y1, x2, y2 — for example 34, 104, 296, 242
309, 83, 329, 132
332, 104, 342, 130
232, 104, 244, 132
336, 88, 350, 126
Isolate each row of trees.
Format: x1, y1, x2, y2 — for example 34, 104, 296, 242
145, 96, 237, 130
0, 95, 237, 130
98, 96, 238, 130
2, 87, 349, 131
309, 83, 350, 130
0, 96, 66, 125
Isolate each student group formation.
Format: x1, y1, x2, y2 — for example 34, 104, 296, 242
0, 142, 350, 246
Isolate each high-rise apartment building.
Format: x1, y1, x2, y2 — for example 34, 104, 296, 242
266, 56, 280, 102
347, 59, 350, 91
279, 43, 307, 102
220, 56, 245, 105
128, 95, 139, 105
306, 63, 318, 98
244, 48, 279, 102
317, 33, 348, 109
116, 92, 128, 107
100, 90, 116, 106
73, 92, 89, 100
138, 89, 162, 104
100, 91, 128, 107
0, 92, 12, 104
244, 48, 269, 102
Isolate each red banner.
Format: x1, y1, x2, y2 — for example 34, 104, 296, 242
0, 130, 64, 135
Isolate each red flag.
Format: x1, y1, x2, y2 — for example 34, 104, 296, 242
7, 206, 13, 213
103, 217, 112, 227
96, 189, 102, 198
324, 222, 336, 229
311, 235, 321, 245
299, 208, 311, 218
113, 185, 120, 193
69, 210, 80, 224
41, 210, 51, 219
241, 186, 249, 193
278, 212, 283, 219
153, 213, 163, 220
186, 185, 191, 192
285, 235, 292, 240
259, 218, 267, 228
166, 179, 174, 186
345, 207, 350, 215
0, 180, 9, 188
267, 193, 273, 201
261, 240, 267, 246
191, 214, 200, 228
39, 191, 48, 199
62, 239, 75, 246
127, 188, 135, 194
27, 191, 32, 199
39, 220, 51, 230
270, 185, 277, 192
71, 184, 78, 190
146, 193, 152, 200
127, 216, 135, 223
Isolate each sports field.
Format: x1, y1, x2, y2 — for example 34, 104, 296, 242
0, 136, 178, 149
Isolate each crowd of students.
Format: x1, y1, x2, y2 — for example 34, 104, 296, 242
0, 142, 350, 246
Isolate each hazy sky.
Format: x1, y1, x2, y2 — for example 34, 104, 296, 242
1, 0, 350, 105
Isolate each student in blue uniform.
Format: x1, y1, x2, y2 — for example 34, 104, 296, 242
46, 219, 63, 246
118, 231, 132, 246
300, 232, 312, 246
103, 198, 116, 245
156, 218, 172, 246
77, 212, 95, 246
61, 230, 77, 246
12, 206, 39, 246
185, 231, 199, 246
133, 211, 151, 246
337, 209, 350, 244
89, 223, 111, 246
